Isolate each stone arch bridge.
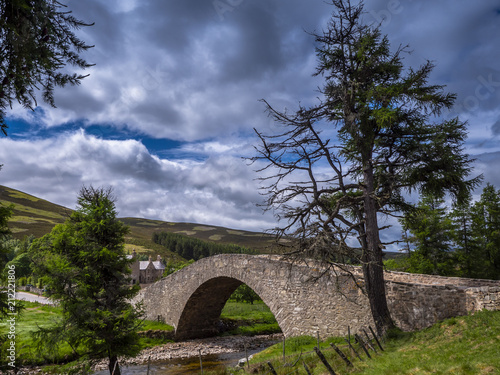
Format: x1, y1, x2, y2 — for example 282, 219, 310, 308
133, 254, 500, 340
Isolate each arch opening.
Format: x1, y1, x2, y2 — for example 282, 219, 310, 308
175, 277, 281, 340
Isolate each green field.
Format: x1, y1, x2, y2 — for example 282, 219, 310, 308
221, 301, 281, 335
0, 301, 175, 368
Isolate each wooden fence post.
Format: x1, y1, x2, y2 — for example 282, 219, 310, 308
345, 338, 363, 361
283, 336, 286, 362
330, 343, 353, 367
313, 347, 336, 375
354, 334, 372, 359
267, 361, 278, 375
199, 349, 203, 374
369, 326, 384, 351
303, 361, 312, 375
362, 328, 377, 353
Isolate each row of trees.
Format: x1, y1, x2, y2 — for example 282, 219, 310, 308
152, 231, 257, 261
391, 183, 500, 280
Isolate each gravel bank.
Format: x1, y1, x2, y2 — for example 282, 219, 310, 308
93, 333, 282, 371
9, 334, 282, 374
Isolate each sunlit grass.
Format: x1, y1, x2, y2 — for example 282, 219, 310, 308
0, 301, 175, 367
220, 301, 281, 336
232, 310, 500, 375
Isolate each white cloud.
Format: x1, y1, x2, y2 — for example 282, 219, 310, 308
0, 131, 274, 231
2, 0, 500, 241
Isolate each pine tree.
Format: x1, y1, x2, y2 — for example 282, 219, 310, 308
0, 0, 93, 134
31, 186, 143, 375
252, 0, 479, 335
402, 195, 456, 275
470, 184, 500, 279
450, 195, 478, 278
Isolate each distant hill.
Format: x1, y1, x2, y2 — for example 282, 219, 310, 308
0, 185, 402, 261
0, 185, 279, 260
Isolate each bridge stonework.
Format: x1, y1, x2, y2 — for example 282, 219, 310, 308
133, 254, 500, 340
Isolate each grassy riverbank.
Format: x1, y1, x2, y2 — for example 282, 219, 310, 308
232, 310, 500, 375
0, 299, 279, 371
0, 301, 175, 369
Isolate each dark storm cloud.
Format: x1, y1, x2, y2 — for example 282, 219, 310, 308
492, 120, 500, 136
33, 0, 336, 141
2, 1, 499, 232
362, 0, 500, 113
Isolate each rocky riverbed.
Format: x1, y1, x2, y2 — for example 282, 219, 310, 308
9, 334, 282, 374
93, 333, 283, 371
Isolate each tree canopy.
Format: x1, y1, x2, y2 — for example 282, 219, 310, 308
0, 0, 93, 135
31, 186, 143, 375
252, 0, 479, 335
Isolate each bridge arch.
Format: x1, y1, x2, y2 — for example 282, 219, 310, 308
134, 254, 500, 340
134, 254, 370, 339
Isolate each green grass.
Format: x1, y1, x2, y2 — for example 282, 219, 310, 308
237, 310, 500, 375
220, 301, 281, 336
0, 302, 76, 366
0, 301, 175, 368
352, 310, 500, 375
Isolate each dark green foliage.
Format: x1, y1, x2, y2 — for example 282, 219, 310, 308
0, 0, 93, 134
400, 195, 456, 275
4, 252, 31, 278
30, 186, 143, 375
389, 184, 500, 280
230, 284, 262, 304
464, 184, 500, 279
152, 231, 258, 261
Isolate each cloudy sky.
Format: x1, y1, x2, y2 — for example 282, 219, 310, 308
1, 0, 499, 243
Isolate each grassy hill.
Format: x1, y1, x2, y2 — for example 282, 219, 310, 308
0, 185, 279, 260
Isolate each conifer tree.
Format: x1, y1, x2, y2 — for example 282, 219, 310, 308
469, 184, 500, 279
0, 0, 93, 134
31, 186, 143, 375
252, 0, 479, 335
402, 195, 456, 275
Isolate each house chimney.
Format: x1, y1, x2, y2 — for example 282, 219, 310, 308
148, 255, 152, 262
157, 255, 162, 261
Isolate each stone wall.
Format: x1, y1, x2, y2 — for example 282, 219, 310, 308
465, 286, 500, 312
386, 282, 468, 331
134, 254, 500, 340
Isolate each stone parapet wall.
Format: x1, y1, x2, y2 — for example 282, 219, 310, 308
383, 270, 500, 288
136, 254, 500, 340
386, 282, 467, 331
465, 287, 500, 313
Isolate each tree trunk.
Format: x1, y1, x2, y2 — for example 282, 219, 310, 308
362, 162, 395, 337
108, 355, 120, 375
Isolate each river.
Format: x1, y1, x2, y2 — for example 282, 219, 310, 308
92, 334, 282, 375
92, 349, 263, 375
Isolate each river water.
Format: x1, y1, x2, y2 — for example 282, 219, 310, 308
92, 336, 280, 375
93, 350, 261, 375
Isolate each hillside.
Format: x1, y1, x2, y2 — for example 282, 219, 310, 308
0, 185, 280, 259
